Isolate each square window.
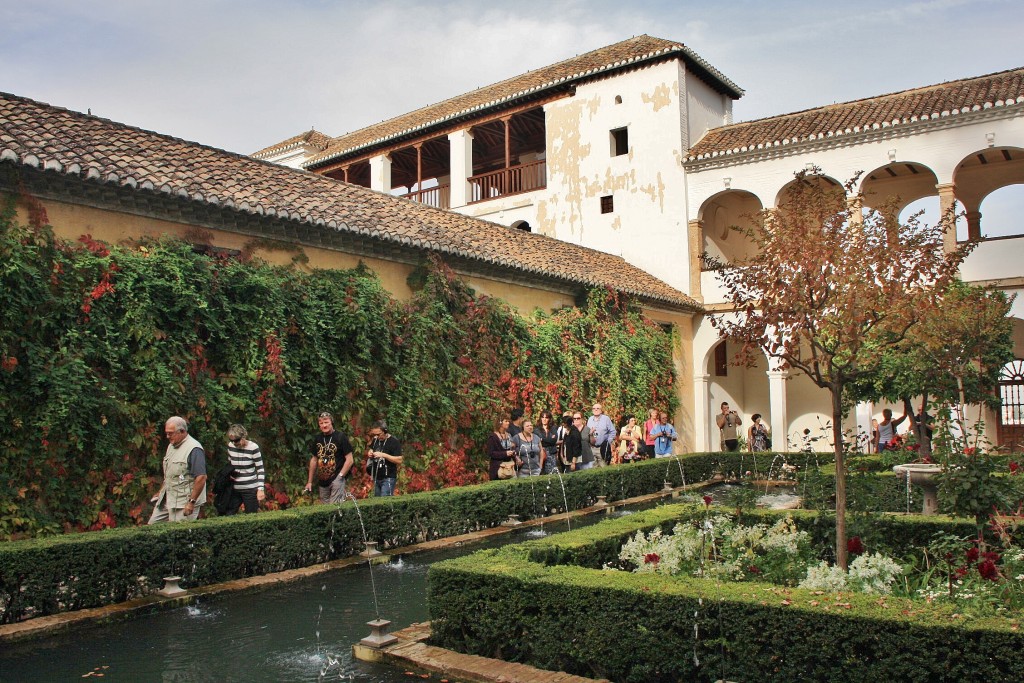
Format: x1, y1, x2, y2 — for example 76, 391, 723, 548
600, 195, 614, 214
610, 127, 628, 156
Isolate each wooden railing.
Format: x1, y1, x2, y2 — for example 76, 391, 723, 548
469, 159, 546, 203
401, 184, 450, 210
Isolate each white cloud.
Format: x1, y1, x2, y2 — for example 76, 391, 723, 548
0, 0, 1020, 152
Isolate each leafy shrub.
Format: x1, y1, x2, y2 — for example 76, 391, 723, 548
0, 194, 678, 538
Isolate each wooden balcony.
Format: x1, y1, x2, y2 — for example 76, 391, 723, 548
401, 184, 450, 210
469, 159, 546, 204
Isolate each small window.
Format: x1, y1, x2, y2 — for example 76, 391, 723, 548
714, 341, 728, 376
600, 195, 614, 214
511, 220, 532, 233
614, 95, 623, 104
611, 127, 628, 156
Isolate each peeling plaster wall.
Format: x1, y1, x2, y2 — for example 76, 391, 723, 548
539, 60, 692, 294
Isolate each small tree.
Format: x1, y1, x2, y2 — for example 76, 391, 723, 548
707, 169, 970, 568
848, 280, 1013, 414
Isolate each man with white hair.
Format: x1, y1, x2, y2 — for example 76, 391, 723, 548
586, 403, 616, 467
149, 416, 208, 523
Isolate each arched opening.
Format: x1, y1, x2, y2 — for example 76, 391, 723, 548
979, 184, 1024, 239
953, 146, 1024, 240
510, 220, 532, 232
999, 357, 1024, 450
774, 174, 844, 214
698, 190, 763, 268
706, 338, 771, 449
898, 196, 948, 237
861, 161, 939, 218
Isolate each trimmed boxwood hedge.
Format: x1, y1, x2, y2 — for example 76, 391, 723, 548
800, 467, 1024, 516
428, 504, 1020, 683
0, 452, 799, 623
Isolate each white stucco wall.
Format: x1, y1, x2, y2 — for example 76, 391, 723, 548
685, 111, 1024, 224
685, 72, 732, 149
961, 236, 1024, 283
533, 60, 697, 294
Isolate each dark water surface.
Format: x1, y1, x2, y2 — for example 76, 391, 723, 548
1, 503, 659, 682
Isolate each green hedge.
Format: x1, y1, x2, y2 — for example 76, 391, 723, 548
429, 504, 1021, 682
0, 454, 746, 623
800, 468, 1024, 516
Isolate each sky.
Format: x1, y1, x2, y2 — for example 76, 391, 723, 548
2, 0, 1021, 157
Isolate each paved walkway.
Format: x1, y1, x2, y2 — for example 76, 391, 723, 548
354, 622, 610, 683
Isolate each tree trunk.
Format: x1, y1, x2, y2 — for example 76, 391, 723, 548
832, 387, 848, 570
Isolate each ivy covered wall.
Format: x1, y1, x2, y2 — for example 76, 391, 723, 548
0, 195, 680, 539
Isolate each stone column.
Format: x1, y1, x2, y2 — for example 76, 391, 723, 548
688, 218, 704, 301
767, 368, 789, 452
369, 154, 392, 194
448, 129, 473, 208
965, 209, 982, 241
846, 193, 864, 227
693, 373, 711, 452
936, 183, 958, 253
855, 402, 875, 453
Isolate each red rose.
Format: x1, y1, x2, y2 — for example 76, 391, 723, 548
644, 553, 660, 565
966, 547, 980, 563
847, 536, 865, 556
978, 560, 999, 581
1011, 462, 1020, 475
702, 495, 713, 507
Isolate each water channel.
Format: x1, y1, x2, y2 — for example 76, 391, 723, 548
0, 503, 661, 682
0, 484, 802, 681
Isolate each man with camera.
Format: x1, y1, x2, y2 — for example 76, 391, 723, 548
365, 420, 402, 497
716, 402, 743, 452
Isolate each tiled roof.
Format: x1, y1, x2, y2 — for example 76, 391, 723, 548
251, 128, 331, 159
687, 67, 1024, 163
0, 91, 699, 311
305, 34, 742, 169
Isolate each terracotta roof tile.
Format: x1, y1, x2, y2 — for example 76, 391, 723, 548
302, 35, 742, 168
251, 128, 331, 159
686, 67, 1024, 163
0, 91, 699, 312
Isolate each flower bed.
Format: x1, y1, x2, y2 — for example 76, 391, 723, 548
429, 503, 1021, 682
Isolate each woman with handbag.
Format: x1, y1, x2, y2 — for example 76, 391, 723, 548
748, 413, 772, 452
617, 415, 643, 464
513, 419, 544, 477
487, 418, 518, 480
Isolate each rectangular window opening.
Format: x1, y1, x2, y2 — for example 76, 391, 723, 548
714, 342, 728, 377
600, 195, 614, 214
611, 127, 628, 157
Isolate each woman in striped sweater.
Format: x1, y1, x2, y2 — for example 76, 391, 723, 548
226, 424, 266, 514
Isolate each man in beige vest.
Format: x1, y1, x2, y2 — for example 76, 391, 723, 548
149, 416, 208, 523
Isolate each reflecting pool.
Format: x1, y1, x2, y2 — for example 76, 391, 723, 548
1, 503, 659, 681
